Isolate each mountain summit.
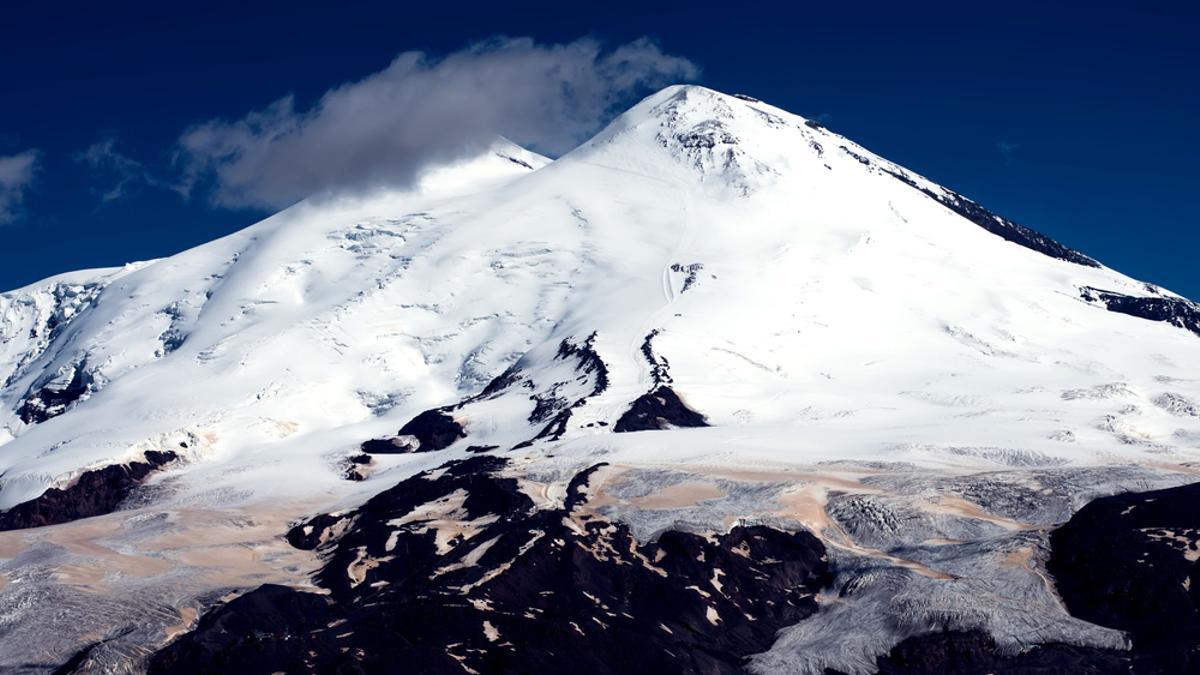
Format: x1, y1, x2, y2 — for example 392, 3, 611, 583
2, 86, 1199, 673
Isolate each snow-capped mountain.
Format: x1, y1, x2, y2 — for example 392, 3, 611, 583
2, 85, 1199, 674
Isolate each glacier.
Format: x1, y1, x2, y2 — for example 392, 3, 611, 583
1, 85, 1199, 673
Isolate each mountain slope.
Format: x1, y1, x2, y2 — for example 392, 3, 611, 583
1, 85, 1199, 674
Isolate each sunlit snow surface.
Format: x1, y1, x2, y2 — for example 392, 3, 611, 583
1, 86, 1199, 672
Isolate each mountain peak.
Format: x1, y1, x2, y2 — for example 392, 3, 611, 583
3, 77, 1200, 675
570, 84, 1102, 269
638, 83, 767, 112
570, 83, 809, 194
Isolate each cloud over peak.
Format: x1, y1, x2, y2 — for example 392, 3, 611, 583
175, 37, 699, 209
0, 150, 39, 224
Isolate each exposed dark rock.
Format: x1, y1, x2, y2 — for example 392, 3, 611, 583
841, 146, 872, 166
382, 333, 613, 456
0, 451, 178, 531
553, 331, 610, 396
1048, 481, 1200, 671
1080, 286, 1200, 337
670, 262, 704, 293
517, 332, 611, 447
476, 361, 523, 398
150, 456, 830, 674
341, 453, 372, 481
528, 390, 568, 424
358, 436, 416, 454
156, 302, 188, 355
677, 129, 738, 149
497, 151, 534, 170
398, 409, 466, 452
371, 333, 611, 456
871, 629, 1134, 674
872, 159, 1100, 268
145, 584, 333, 675
875, 630, 997, 674
514, 410, 570, 449
1, 282, 104, 395
640, 329, 672, 386
361, 351, 545, 456
395, 409, 466, 452
464, 444, 499, 453
615, 332, 707, 433
18, 364, 93, 424
614, 386, 708, 432
1155, 392, 1200, 417
931, 189, 1098, 268
563, 462, 608, 510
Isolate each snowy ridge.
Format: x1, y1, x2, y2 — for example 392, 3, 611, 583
1, 82, 1196, 520
0, 139, 552, 505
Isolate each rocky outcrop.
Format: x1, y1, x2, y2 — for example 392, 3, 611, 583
17, 362, 96, 424
867, 629, 1131, 674
1081, 286, 1200, 337
877, 163, 1100, 268
1048, 481, 1200, 671
396, 409, 466, 452
0, 450, 177, 531
520, 333, 611, 443
614, 386, 708, 432
613, 331, 707, 433
341, 453, 372, 481
863, 478, 1200, 675
148, 456, 831, 674
359, 409, 465, 455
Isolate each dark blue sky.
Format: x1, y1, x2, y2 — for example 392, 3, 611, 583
2, 1, 1197, 297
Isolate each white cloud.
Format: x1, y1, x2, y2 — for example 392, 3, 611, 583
0, 150, 39, 224
77, 136, 166, 203
175, 37, 698, 209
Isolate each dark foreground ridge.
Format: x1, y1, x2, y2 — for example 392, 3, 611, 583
1047, 481, 1200, 671
860, 480, 1200, 674
147, 456, 831, 674
865, 629, 1132, 674
1081, 286, 1200, 338
0, 450, 177, 531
